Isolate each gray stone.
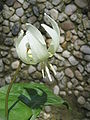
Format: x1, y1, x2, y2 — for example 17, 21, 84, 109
70, 14, 77, 21
80, 45, 90, 54
62, 50, 70, 58
86, 112, 90, 117
71, 78, 79, 87
23, 2, 29, 9
85, 63, 90, 73
53, 85, 60, 95
63, 0, 71, 4
12, 23, 20, 36
16, 8, 24, 17
3, 26, 10, 34
6, 0, 15, 6
45, 106, 51, 113
5, 75, 11, 83
32, 71, 42, 79
66, 31, 72, 41
84, 55, 90, 61
77, 64, 84, 73
28, 0, 36, 4
74, 90, 79, 96
52, 0, 62, 6
46, 1, 53, 9
67, 82, 72, 89
0, 59, 4, 73
0, 78, 5, 87
60, 91, 66, 96
0, 16, 3, 23
21, 16, 27, 23
10, 14, 19, 22
56, 71, 64, 81
11, 60, 19, 70
17, 0, 24, 4
73, 51, 83, 59
65, 68, 74, 78
75, 70, 83, 81
37, 0, 46, 2
1, 51, 8, 57
27, 16, 37, 24
33, 6, 39, 17
4, 38, 13, 46
49, 9, 58, 20
75, 0, 88, 8
58, 13, 67, 22
61, 20, 75, 30
76, 86, 84, 91
77, 96, 85, 105
78, 31, 84, 38
28, 65, 36, 74
65, 4, 77, 16
84, 102, 90, 110
74, 39, 85, 50
68, 56, 79, 65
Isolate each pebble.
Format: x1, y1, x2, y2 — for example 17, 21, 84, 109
56, 71, 64, 81
60, 91, 66, 96
73, 51, 83, 59
77, 64, 84, 73
61, 20, 75, 30
74, 0, 88, 8
77, 96, 85, 105
2, 26, 10, 34
65, 68, 74, 78
16, 8, 24, 17
45, 106, 51, 113
65, 4, 77, 16
53, 85, 60, 95
6, 0, 15, 6
10, 14, 19, 22
74, 90, 79, 96
33, 6, 39, 17
74, 39, 85, 50
27, 16, 37, 24
84, 55, 90, 61
17, 0, 24, 4
11, 60, 19, 70
49, 9, 58, 20
75, 70, 83, 81
71, 78, 79, 87
28, 65, 36, 74
62, 50, 70, 58
12, 23, 20, 36
84, 102, 90, 110
68, 56, 79, 66
76, 86, 84, 91
52, 0, 62, 6
70, 14, 77, 21
37, 0, 46, 2
67, 82, 72, 89
14, 1, 21, 8
80, 45, 90, 55
85, 63, 90, 73
58, 13, 67, 22
23, 2, 29, 9
66, 31, 72, 41
0, 59, 4, 73
5, 75, 11, 83
4, 38, 13, 46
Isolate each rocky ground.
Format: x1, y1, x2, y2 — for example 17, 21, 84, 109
0, 0, 90, 120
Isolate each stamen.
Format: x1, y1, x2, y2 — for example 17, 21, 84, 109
49, 63, 56, 75
45, 65, 52, 82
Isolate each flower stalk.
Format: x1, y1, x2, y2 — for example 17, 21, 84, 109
5, 61, 21, 120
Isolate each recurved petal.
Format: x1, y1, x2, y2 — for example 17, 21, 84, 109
26, 23, 46, 45
26, 31, 49, 64
16, 34, 35, 64
41, 24, 59, 55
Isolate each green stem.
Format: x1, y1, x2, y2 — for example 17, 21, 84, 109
5, 61, 22, 120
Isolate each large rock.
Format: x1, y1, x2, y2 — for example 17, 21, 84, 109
65, 4, 77, 16
61, 20, 75, 30
74, 0, 88, 8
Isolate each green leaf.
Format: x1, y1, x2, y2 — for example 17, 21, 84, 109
0, 82, 65, 120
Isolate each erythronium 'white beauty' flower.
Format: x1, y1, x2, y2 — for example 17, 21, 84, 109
15, 13, 60, 81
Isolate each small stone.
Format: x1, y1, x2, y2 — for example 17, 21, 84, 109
60, 91, 66, 96
65, 68, 74, 78
65, 4, 77, 16
0, 59, 4, 73
85, 63, 90, 73
33, 6, 39, 17
77, 64, 84, 73
32, 71, 42, 79
86, 112, 90, 117
11, 60, 19, 70
49, 9, 58, 20
10, 14, 19, 22
63, 0, 71, 4
70, 14, 77, 21
16, 8, 24, 17
73, 51, 83, 59
0, 78, 5, 87
62, 50, 70, 58
58, 13, 67, 22
28, 0, 36, 4
17, 0, 24, 4
12, 23, 20, 36
6, 0, 15, 6
28, 65, 36, 74
75, 0, 88, 8
80, 45, 90, 54
77, 96, 85, 105
67, 82, 72, 89
84, 55, 90, 61
45, 106, 51, 113
52, 0, 62, 6
5, 75, 11, 83
76, 86, 84, 91
53, 85, 60, 95
56, 71, 64, 81
74, 39, 85, 50
66, 31, 72, 41
74, 90, 79, 96
27, 16, 37, 24
0, 16, 3, 23
71, 78, 79, 87
11, 48, 18, 58
4, 38, 13, 46
68, 56, 79, 66
14, 1, 21, 8
84, 102, 90, 110
1, 51, 8, 57
75, 70, 83, 81
23, 2, 29, 9
61, 20, 75, 30
21, 16, 27, 23
78, 31, 84, 38
46, 1, 53, 9
3, 26, 10, 34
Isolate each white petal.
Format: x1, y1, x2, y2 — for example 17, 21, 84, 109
26, 31, 49, 64
26, 23, 46, 45
41, 24, 59, 54
45, 65, 52, 82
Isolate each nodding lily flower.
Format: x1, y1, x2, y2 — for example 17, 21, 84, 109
15, 13, 60, 81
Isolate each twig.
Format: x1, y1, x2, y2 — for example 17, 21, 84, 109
5, 61, 22, 120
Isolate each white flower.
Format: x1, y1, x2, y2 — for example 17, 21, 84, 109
15, 13, 60, 81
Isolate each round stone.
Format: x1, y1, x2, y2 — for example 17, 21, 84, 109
65, 68, 74, 78
28, 65, 36, 74
56, 71, 64, 81
70, 14, 77, 21
16, 8, 24, 17
65, 4, 77, 16
6, 0, 15, 6
80, 45, 90, 54
33, 6, 39, 17
10, 14, 19, 22
77, 96, 85, 105
58, 13, 67, 22
68, 56, 79, 66
67, 82, 72, 89
75, 0, 88, 8
49, 9, 58, 20
71, 78, 79, 87
11, 60, 19, 70
75, 70, 83, 81
84, 55, 90, 61
53, 85, 60, 95
12, 23, 20, 36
